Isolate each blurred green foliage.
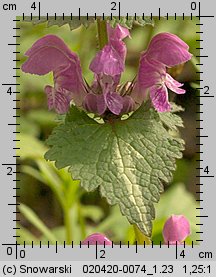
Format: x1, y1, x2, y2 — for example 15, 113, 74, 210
17, 17, 200, 244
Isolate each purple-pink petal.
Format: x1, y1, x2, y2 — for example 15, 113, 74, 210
82, 233, 112, 245
145, 32, 192, 67
22, 45, 70, 76
109, 40, 127, 62
89, 45, 124, 76
104, 91, 124, 115
53, 64, 86, 107
150, 85, 171, 112
107, 23, 130, 41
83, 93, 107, 115
165, 73, 186, 94
24, 34, 77, 60
121, 96, 135, 114
163, 215, 191, 245
107, 23, 130, 61
22, 35, 82, 76
130, 82, 148, 109
44, 85, 71, 114
137, 55, 166, 89
83, 91, 125, 115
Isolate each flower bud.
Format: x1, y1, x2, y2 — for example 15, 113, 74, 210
162, 215, 191, 245
82, 233, 112, 245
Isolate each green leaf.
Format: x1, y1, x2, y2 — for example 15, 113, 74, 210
106, 16, 154, 29
45, 103, 184, 237
19, 203, 57, 244
24, 16, 95, 31
159, 103, 184, 132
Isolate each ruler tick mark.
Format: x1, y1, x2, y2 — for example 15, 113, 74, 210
196, 55, 208, 58
39, 2, 41, 20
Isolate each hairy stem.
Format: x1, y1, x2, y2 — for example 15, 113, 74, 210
97, 18, 108, 49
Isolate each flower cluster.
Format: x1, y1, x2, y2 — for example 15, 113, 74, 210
81, 215, 191, 245
22, 24, 192, 116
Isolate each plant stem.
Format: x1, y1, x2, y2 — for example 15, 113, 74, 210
133, 225, 151, 245
64, 206, 72, 244
97, 18, 108, 49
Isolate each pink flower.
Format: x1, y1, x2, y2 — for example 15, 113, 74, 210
21, 34, 86, 114
135, 32, 192, 112
82, 233, 112, 245
137, 57, 186, 112
87, 23, 132, 115
162, 215, 191, 245
22, 26, 192, 115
